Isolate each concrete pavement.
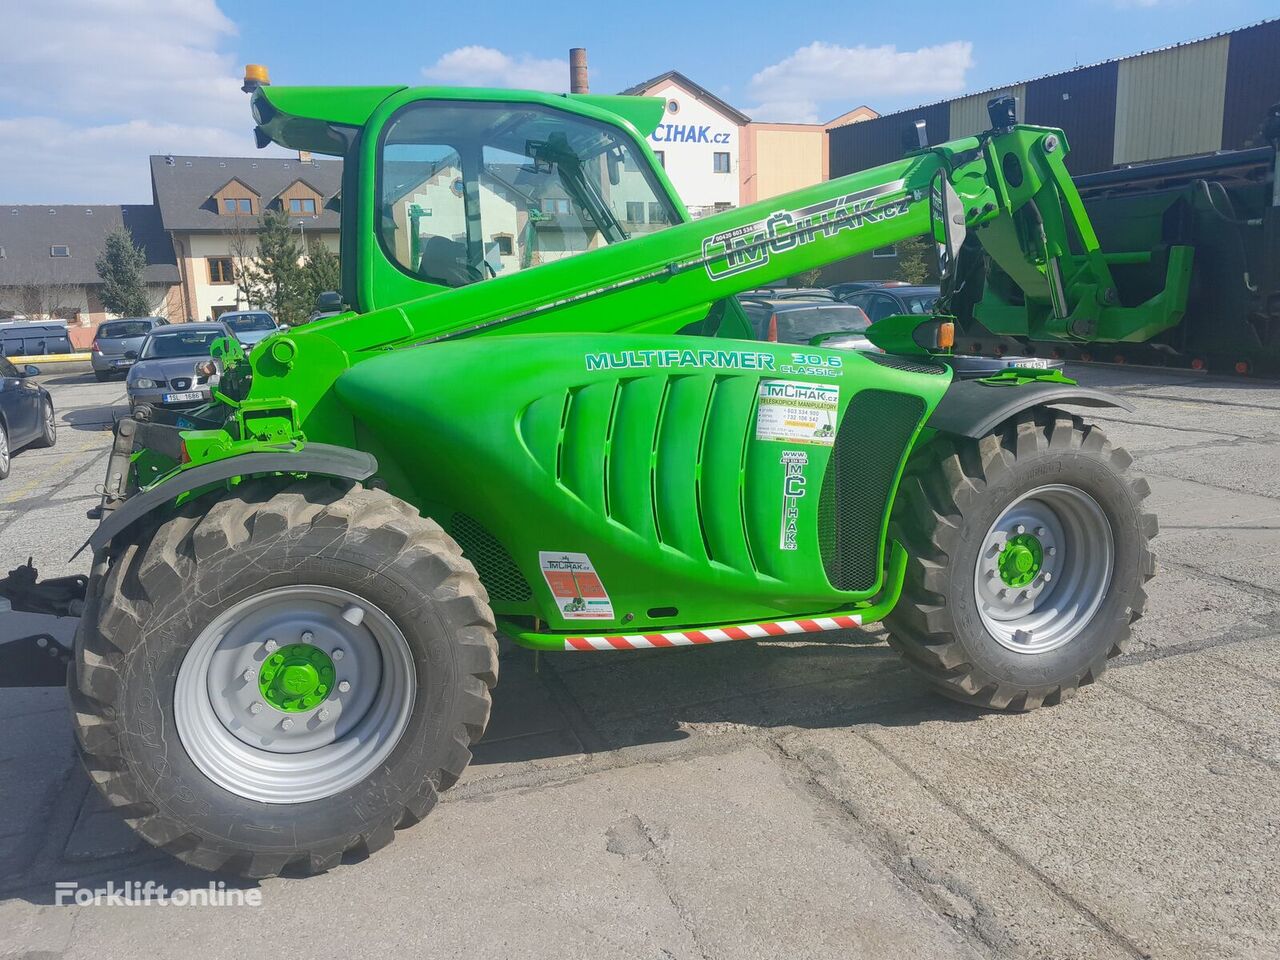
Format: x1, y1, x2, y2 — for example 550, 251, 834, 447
2, 363, 1278, 959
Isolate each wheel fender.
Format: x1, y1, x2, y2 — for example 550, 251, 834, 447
925, 380, 1133, 439
85, 444, 378, 553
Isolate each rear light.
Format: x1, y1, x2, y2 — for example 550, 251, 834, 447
937, 322, 954, 350
91, 339, 100, 353
179, 440, 190, 464
766, 313, 779, 342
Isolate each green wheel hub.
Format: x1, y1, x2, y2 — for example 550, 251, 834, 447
258, 643, 336, 712
997, 534, 1044, 588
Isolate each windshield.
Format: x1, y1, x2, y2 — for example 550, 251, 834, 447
224, 313, 275, 332
379, 100, 680, 288
900, 294, 939, 314
777, 306, 870, 343
100, 320, 153, 339
141, 330, 222, 359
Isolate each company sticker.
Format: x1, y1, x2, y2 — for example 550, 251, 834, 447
756, 379, 839, 446
538, 552, 615, 620
779, 451, 809, 551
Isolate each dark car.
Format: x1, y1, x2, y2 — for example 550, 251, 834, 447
0, 356, 56, 480
828, 281, 912, 301
841, 285, 941, 322
125, 322, 232, 413
738, 295, 877, 350
91, 317, 167, 380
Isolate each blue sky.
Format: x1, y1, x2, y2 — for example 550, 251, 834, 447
1, 0, 1274, 204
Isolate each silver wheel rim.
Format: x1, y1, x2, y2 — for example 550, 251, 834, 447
973, 484, 1114, 655
44, 402, 54, 440
174, 585, 417, 803
0, 427, 8, 471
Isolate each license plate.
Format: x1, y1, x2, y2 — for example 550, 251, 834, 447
112, 358, 132, 366
1009, 357, 1051, 369
163, 391, 203, 403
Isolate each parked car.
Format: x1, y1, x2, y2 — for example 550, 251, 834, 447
125, 322, 232, 413
737, 295, 877, 351
840, 285, 941, 322
91, 317, 168, 381
218, 310, 279, 348
828, 280, 912, 301
740, 287, 838, 302
0, 357, 55, 480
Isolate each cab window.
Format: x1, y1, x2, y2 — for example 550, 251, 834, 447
379, 101, 678, 288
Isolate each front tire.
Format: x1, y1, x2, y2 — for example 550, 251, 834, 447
70, 479, 498, 877
32, 398, 55, 448
884, 409, 1155, 710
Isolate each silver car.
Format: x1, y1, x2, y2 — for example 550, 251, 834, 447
737, 294, 879, 351
125, 322, 232, 413
218, 310, 279, 349
91, 317, 167, 380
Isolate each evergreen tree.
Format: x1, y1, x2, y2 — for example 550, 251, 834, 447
301, 241, 341, 320
236, 208, 309, 325
95, 228, 152, 317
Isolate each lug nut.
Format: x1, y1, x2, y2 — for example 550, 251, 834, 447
263, 638, 278, 653
301, 631, 314, 643
250, 701, 264, 715
332, 648, 345, 661
1048, 547, 1057, 557
1035, 527, 1046, 537
1014, 524, 1026, 535
318, 708, 331, 721
281, 718, 294, 731
1042, 572, 1053, 583
338, 680, 351, 693
242, 668, 255, 682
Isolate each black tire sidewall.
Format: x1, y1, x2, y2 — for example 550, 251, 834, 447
946, 447, 1143, 689
115, 525, 467, 854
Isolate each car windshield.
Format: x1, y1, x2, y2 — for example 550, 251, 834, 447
900, 294, 939, 314
99, 320, 153, 339
777, 306, 870, 343
141, 330, 222, 359
224, 313, 275, 332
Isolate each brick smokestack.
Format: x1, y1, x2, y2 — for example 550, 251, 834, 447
569, 48, 589, 94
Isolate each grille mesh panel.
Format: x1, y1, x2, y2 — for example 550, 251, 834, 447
865, 353, 947, 375
450, 513, 532, 602
818, 390, 926, 591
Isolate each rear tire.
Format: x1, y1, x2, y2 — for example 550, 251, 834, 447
32, 398, 55, 448
70, 479, 498, 877
884, 409, 1155, 710
0, 421, 9, 479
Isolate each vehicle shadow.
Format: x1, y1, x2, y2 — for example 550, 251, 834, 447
62, 404, 124, 432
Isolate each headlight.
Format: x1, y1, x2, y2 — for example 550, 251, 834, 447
133, 378, 158, 389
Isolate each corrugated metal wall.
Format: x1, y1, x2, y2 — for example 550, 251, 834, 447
827, 20, 1276, 182
828, 101, 950, 179
1221, 18, 1280, 149
1024, 62, 1118, 175
949, 85, 1025, 139
1113, 36, 1230, 164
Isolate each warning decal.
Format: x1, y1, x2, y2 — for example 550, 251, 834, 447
756, 380, 839, 446
538, 552, 615, 620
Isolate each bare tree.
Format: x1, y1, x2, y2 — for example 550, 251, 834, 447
228, 219, 260, 310
0, 274, 83, 320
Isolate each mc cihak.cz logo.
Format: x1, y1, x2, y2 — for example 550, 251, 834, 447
54, 880, 262, 907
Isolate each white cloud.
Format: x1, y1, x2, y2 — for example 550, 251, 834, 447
0, 0, 265, 203
746, 40, 975, 122
422, 46, 568, 92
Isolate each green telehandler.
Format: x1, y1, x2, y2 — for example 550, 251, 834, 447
56, 69, 1178, 877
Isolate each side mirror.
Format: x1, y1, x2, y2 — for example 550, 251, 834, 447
314, 290, 343, 312
929, 172, 967, 282
124, 349, 139, 360
606, 146, 623, 186
22, 364, 40, 377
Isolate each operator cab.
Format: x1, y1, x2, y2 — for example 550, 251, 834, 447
378, 101, 681, 291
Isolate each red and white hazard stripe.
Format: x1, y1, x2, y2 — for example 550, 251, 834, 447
563, 614, 862, 651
